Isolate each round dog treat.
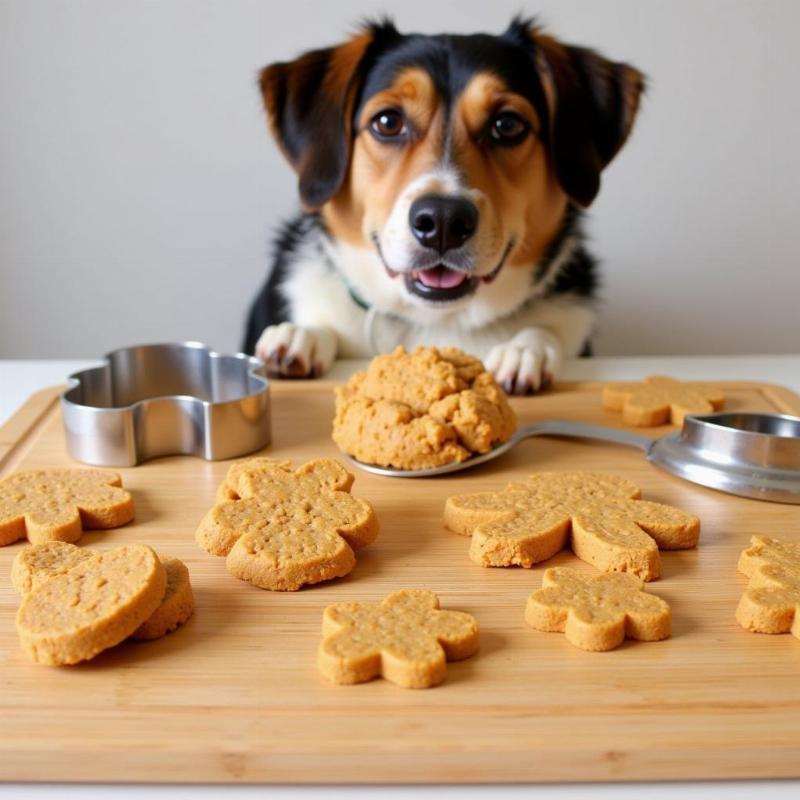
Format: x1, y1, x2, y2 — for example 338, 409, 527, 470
525, 567, 672, 651
445, 471, 700, 580
16, 543, 166, 665
332, 346, 516, 470
11, 541, 96, 595
196, 458, 378, 591
131, 556, 194, 641
318, 589, 479, 688
602, 376, 725, 427
736, 536, 800, 639
0, 468, 134, 547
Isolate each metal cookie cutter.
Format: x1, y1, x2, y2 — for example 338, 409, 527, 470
61, 342, 271, 466
350, 412, 800, 504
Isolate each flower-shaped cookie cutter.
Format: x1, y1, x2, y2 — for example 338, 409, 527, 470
61, 342, 271, 466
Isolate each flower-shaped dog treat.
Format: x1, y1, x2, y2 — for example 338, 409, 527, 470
444, 471, 699, 580
602, 375, 725, 427
0, 468, 134, 546
318, 589, 479, 688
525, 567, 672, 651
736, 536, 800, 639
196, 458, 378, 591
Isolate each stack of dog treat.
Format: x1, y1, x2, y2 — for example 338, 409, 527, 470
1, 469, 193, 665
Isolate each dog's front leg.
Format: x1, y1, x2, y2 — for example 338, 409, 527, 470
254, 322, 337, 378
486, 328, 564, 395
486, 296, 596, 395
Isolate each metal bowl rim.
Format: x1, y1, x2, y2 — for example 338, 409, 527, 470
685, 411, 800, 441
62, 341, 269, 412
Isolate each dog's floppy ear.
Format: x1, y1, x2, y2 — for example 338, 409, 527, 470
260, 23, 393, 209
507, 19, 645, 207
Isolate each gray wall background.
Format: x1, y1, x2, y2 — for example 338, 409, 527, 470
0, 0, 797, 359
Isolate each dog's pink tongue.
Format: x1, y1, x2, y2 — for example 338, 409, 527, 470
417, 266, 466, 289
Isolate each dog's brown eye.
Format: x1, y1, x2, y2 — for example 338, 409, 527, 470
370, 109, 406, 141
490, 112, 529, 145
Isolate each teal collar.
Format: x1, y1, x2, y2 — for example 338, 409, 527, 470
322, 250, 372, 312
347, 286, 371, 312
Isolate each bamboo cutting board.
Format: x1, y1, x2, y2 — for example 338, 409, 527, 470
1, 379, 799, 784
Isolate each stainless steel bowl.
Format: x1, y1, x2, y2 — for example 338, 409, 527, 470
648, 412, 800, 503
61, 342, 271, 466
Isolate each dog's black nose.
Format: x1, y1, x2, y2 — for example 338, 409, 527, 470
409, 194, 478, 253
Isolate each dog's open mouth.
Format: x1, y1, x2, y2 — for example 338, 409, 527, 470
374, 234, 514, 304
405, 265, 477, 302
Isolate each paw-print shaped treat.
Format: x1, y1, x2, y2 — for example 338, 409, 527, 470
12, 541, 195, 642
444, 471, 699, 580
0, 468, 134, 546
196, 458, 378, 591
318, 589, 479, 688
525, 567, 672, 651
736, 536, 800, 639
602, 375, 725, 427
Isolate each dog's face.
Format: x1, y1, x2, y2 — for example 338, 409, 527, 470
260, 18, 643, 312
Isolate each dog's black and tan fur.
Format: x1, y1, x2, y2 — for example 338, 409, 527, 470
244, 17, 644, 393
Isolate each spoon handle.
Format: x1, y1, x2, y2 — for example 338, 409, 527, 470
514, 420, 655, 453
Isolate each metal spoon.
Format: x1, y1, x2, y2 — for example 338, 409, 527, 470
347, 412, 800, 504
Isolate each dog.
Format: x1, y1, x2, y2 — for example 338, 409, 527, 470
243, 16, 644, 394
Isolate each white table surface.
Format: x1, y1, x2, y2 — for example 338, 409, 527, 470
1, 354, 799, 800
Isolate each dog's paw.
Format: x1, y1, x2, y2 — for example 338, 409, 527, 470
254, 323, 336, 378
486, 329, 563, 395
